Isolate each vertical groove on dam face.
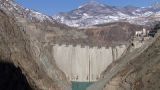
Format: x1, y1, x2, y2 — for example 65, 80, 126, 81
53, 44, 127, 82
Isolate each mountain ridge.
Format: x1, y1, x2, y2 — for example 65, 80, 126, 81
53, 1, 160, 27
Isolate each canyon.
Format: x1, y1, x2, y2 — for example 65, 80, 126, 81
0, 0, 160, 90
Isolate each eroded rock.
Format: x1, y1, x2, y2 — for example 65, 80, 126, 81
0, 9, 71, 90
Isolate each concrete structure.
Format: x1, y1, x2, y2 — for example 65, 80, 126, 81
52, 44, 127, 82
135, 30, 143, 37
135, 28, 148, 37
142, 28, 147, 36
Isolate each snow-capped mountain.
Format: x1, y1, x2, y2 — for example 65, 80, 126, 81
53, 1, 160, 27
0, 0, 54, 22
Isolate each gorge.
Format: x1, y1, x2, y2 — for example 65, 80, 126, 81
0, 0, 160, 90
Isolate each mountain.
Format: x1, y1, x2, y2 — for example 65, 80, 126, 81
53, 1, 160, 27
0, 0, 55, 22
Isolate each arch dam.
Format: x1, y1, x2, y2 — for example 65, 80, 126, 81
52, 44, 127, 82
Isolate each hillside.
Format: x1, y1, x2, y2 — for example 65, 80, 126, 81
0, 6, 71, 90
87, 23, 160, 90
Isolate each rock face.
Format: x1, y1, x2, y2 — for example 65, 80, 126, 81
0, 0, 54, 22
84, 22, 146, 45
103, 33, 160, 90
87, 24, 160, 90
0, 8, 71, 90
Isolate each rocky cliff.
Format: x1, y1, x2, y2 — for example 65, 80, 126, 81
87, 23, 160, 90
0, 8, 71, 90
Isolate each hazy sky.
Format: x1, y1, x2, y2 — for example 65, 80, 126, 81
15, 0, 160, 15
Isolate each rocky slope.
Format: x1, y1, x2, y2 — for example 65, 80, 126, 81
87, 23, 160, 90
46, 21, 145, 47
0, 0, 54, 22
53, 1, 160, 27
84, 22, 146, 45
0, 3, 71, 90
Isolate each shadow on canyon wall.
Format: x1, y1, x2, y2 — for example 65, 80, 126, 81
0, 60, 32, 90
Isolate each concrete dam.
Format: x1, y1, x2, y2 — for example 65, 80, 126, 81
52, 44, 127, 82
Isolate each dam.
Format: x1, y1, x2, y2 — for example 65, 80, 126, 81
52, 44, 127, 82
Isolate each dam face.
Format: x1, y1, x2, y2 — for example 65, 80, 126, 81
53, 44, 127, 82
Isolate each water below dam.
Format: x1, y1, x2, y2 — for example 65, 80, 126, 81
72, 81, 93, 90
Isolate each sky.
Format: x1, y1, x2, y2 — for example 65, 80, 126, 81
15, 0, 160, 15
